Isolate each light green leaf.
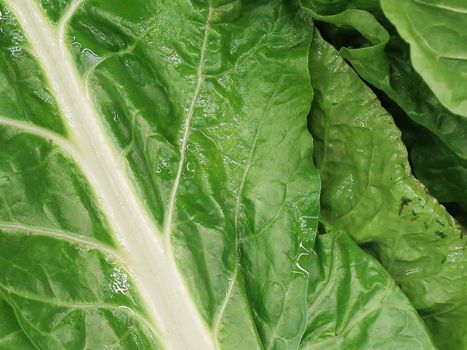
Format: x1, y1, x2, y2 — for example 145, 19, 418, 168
309, 31, 467, 350
300, 232, 435, 350
380, 0, 467, 118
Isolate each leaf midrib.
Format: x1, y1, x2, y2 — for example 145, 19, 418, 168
3, 1, 216, 348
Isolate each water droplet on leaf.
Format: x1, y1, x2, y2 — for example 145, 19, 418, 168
186, 161, 195, 173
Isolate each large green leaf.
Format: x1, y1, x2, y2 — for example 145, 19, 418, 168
309, 31, 467, 350
0, 0, 320, 349
300, 232, 435, 350
380, 0, 467, 118
299, 0, 467, 220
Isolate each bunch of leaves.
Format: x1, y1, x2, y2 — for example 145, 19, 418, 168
0, 0, 465, 349
300, 0, 467, 223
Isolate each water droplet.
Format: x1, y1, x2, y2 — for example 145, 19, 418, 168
81, 48, 99, 67
446, 246, 464, 263
111, 267, 129, 294
299, 215, 317, 234
9, 46, 22, 58
299, 240, 311, 253
11, 30, 24, 44
186, 161, 195, 173
230, 39, 241, 55
403, 267, 421, 276
292, 252, 310, 276
77, 246, 91, 254
168, 54, 182, 65
155, 158, 169, 175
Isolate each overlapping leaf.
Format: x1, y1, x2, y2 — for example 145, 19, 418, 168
0, 0, 465, 349
300, 232, 435, 350
299, 0, 467, 221
309, 31, 467, 350
381, 0, 467, 118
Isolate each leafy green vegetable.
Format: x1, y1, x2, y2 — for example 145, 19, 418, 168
1, 0, 466, 348
309, 30, 467, 350
299, 0, 467, 219
301, 232, 435, 350
380, 0, 467, 118
0, 300, 35, 349
0, 0, 319, 348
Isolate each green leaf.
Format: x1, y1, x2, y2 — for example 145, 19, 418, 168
299, 0, 467, 219
300, 232, 435, 350
0, 300, 35, 349
380, 0, 467, 118
0, 0, 320, 348
299, 0, 391, 86
309, 31, 467, 350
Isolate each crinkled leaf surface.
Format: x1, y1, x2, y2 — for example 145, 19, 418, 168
299, 0, 467, 218
300, 232, 435, 350
380, 0, 467, 118
0, 0, 320, 349
309, 31, 467, 350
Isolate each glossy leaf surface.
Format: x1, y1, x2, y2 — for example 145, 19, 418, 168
299, 0, 467, 219
0, 0, 320, 349
380, 0, 467, 118
1, 0, 463, 348
300, 232, 435, 350
309, 31, 467, 350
